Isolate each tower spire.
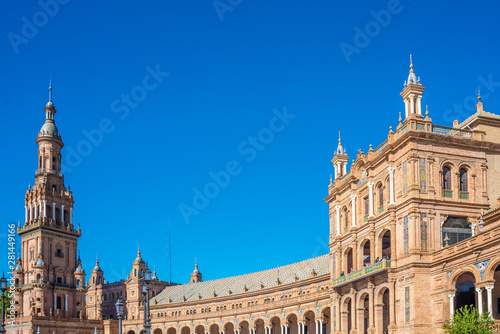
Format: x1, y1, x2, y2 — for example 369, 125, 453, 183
49, 79, 52, 103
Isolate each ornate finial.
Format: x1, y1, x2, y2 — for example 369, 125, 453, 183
330, 174, 332, 184
389, 126, 393, 133
369, 144, 373, 150
68, 184, 71, 191
477, 90, 481, 102
425, 105, 429, 116
49, 79, 52, 103
195, 257, 198, 270
398, 112, 402, 123
338, 131, 341, 143
409, 54, 413, 69
137, 243, 141, 256
96, 254, 99, 265
78, 250, 81, 260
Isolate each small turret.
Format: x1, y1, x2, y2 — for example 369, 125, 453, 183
189, 259, 202, 283
331, 132, 349, 180
401, 55, 425, 119
90, 255, 104, 285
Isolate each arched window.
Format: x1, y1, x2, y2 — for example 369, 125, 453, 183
344, 208, 348, 228
77, 280, 81, 288
135, 269, 137, 276
56, 296, 62, 309
52, 157, 56, 170
39, 156, 42, 168
443, 166, 451, 190
460, 168, 468, 192
36, 274, 41, 280
378, 185, 384, 208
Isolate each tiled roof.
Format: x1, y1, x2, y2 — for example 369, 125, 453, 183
151, 255, 330, 305
459, 110, 500, 129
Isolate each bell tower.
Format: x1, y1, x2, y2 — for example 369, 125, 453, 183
400, 55, 425, 120
16, 82, 86, 319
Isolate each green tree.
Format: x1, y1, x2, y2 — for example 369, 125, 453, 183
443, 305, 498, 334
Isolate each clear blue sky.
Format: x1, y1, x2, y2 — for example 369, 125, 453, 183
2, 0, 500, 284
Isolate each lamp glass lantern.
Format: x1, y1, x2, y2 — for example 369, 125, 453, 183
144, 268, 151, 283
0, 274, 7, 292
115, 298, 124, 316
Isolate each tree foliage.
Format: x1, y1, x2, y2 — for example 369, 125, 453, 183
443, 305, 498, 334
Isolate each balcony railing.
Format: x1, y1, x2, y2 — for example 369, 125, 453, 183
432, 125, 472, 138
444, 190, 453, 198
332, 259, 391, 286
378, 206, 384, 213
374, 140, 388, 156
35, 168, 63, 177
460, 191, 469, 199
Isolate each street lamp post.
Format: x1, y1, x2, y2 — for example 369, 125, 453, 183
115, 298, 124, 334
0, 273, 8, 334
142, 268, 152, 334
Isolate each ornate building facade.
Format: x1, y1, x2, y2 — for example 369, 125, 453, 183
10, 61, 500, 334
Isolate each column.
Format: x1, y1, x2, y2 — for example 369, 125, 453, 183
485, 286, 494, 317
335, 205, 341, 236
368, 284, 375, 330
410, 96, 415, 114
368, 182, 374, 217
65, 294, 68, 311
282, 324, 288, 334
476, 288, 483, 315
61, 204, 65, 222
417, 97, 422, 115
404, 100, 409, 118
25, 205, 28, 223
388, 167, 396, 205
53, 293, 57, 310
39, 200, 42, 217
34, 202, 38, 219
350, 194, 357, 227
52, 203, 56, 220
317, 319, 323, 334
70, 207, 73, 225
298, 322, 303, 334
389, 279, 396, 325
350, 293, 357, 332
43, 200, 47, 218
335, 295, 341, 333
315, 320, 318, 334
334, 164, 338, 178
448, 294, 455, 319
